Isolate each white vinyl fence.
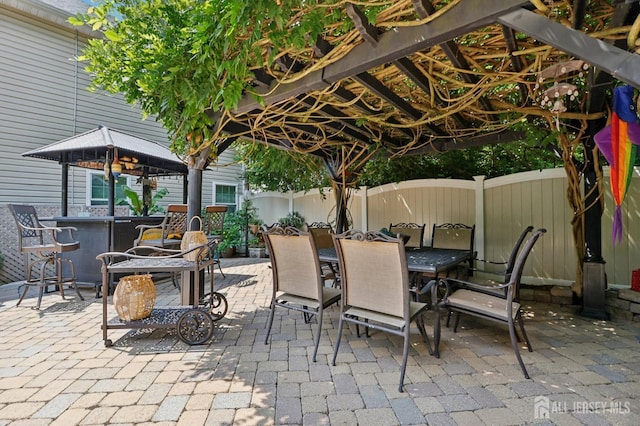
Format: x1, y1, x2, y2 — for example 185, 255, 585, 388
251, 167, 640, 288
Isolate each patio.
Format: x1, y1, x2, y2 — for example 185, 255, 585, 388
0, 257, 639, 425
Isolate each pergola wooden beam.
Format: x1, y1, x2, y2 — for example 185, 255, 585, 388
411, 0, 495, 113
497, 9, 640, 88
235, 0, 530, 114
402, 129, 526, 156
346, 2, 452, 136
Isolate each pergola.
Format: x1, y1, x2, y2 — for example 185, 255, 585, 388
204, 1, 640, 231
190, 0, 640, 317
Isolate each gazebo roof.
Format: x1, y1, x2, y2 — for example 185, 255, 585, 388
23, 126, 188, 176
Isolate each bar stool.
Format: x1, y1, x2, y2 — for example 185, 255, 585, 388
8, 204, 84, 309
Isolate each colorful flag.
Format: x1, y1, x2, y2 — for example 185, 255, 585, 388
594, 85, 640, 244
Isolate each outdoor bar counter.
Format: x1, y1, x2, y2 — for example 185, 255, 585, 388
53, 216, 164, 289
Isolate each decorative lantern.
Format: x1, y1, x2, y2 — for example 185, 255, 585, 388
113, 274, 156, 321
111, 156, 122, 181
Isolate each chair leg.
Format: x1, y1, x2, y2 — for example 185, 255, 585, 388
216, 260, 225, 279
508, 316, 530, 379
16, 284, 30, 307
302, 307, 312, 324
35, 259, 50, 309
452, 312, 461, 332
332, 315, 345, 366
433, 306, 441, 359
56, 258, 66, 300
415, 314, 433, 356
517, 314, 533, 352
64, 259, 84, 301
264, 303, 276, 345
36, 286, 45, 310
312, 310, 322, 362
398, 328, 410, 392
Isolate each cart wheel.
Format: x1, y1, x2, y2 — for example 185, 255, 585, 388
200, 292, 228, 320
104, 339, 113, 347
177, 309, 214, 345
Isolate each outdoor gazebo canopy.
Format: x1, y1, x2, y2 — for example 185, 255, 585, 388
22, 125, 188, 215
23, 126, 188, 177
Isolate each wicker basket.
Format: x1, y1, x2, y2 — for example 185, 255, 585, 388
181, 216, 209, 262
113, 275, 156, 321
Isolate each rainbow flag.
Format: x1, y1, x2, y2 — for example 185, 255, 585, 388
594, 85, 640, 244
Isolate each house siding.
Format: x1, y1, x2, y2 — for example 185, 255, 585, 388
0, 0, 243, 283
0, 0, 242, 209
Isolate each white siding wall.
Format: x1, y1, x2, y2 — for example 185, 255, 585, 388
0, 1, 243, 283
0, 1, 242, 210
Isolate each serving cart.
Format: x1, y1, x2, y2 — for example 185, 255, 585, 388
96, 242, 228, 347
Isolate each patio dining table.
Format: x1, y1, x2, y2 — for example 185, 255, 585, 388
317, 246, 471, 277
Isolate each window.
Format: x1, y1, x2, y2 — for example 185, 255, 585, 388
214, 183, 238, 212
88, 171, 129, 206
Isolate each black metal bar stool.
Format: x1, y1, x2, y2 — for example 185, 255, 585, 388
9, 204, 84, 309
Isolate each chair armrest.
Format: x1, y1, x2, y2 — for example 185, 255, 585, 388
467, 267, 507, 277
475, 258, 507, 266
51, 225, 78, 232
441, 277, 511, 299
128, 239, 216, 259
135, 223, 164, 231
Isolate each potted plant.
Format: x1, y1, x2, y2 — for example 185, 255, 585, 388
218, 210, 244, 257
116, 185, 168, 216
248, 235, 266, 258
278, 211, 305, 229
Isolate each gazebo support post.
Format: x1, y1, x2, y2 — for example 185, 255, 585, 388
61, 163, 69, 217
107, 148, 115, 216
142, 167, 150, 216
183, 174, 188, 204
187, 165, 202, 226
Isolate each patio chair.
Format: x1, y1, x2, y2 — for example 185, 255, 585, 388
435, 228, 546, 379
8, 204, 84, 309
203, 205, 227, 278
134, 204, 188, 248
263, 226, 341, 362
446, 225, 534, 330
389, 222, 426, 249
331, 230, 433, 392
306, 222, 339, 287
429, 223, 475, 278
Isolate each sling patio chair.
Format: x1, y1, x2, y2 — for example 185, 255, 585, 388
203, 205, 228, 278
262, 226, 341, 362
434, 228, 546, 379
306, 221, 340, 287
134, 204, 188, 248
428, 222, 475, 279
332, 230, 433, 392
389, 222, 426, 249
446, 225, 534, 329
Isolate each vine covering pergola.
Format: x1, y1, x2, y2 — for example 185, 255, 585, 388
76, 0, 640, 311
